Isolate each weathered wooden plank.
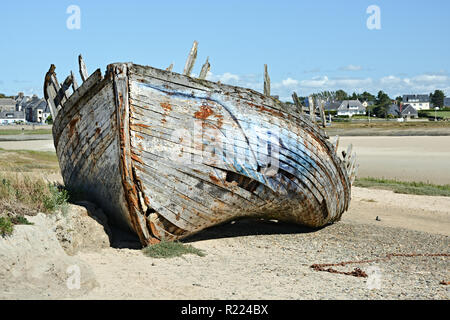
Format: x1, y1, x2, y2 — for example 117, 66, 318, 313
79, 54, 89, 82
318, 99, 326, 128
112, 63, 152, 244
198, 57, 210, 80
331, 135, 339, 151
350, 164, 359, 184
54, 74, 74, 107
132, 146, 261, 205
53, 69, 103, 139
292, 91, 303, 114
128, 98, 336, 197
264, 64, 270, 96
127, 90, 339, 216
71, 71, 79, 90
45, 84, 58, 118
183, 41, 198, 76
127, 82, 345, 199
129, 64, 331, 145
53, 75, 135, 235
128, 104, 332, 199
308, 96, 315, 122
126, 84, 344, 206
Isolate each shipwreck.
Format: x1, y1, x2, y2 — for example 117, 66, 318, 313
44, 41, 357, 246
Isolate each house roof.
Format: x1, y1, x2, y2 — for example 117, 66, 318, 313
387, 104, 400, 116
0, 110, 26, 120
324, 101, 341, 111
0, 98, 16, 106
401, 104, 418, 115
444, 97, 450, 106
23, 97, 48, 111
402, 94, 429, 103
338, 100, 365, 112
15, 95, 30, 106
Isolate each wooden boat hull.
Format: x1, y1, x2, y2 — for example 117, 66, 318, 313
50, 61, 352, 246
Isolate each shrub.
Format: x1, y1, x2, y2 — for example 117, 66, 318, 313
43, 184, 69, 214
0, 217, 14, 237
11, 216, 33, 225
142, 241, 206, 259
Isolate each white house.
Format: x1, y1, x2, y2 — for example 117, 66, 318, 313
402, 94, 430, 110
0, 111, 26, 124
23, 97, 51, 123
337, 100, 366, 117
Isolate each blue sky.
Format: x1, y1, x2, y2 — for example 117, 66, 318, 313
1, 0, 449, 100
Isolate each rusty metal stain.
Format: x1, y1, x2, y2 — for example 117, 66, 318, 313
209, 174, 220, 184
68, 117, 80, 139
194, 104, 214, 119
160, 102, 172, 113
131, 153, 145, 165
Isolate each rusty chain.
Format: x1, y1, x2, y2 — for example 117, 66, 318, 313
310, 252, 450, 278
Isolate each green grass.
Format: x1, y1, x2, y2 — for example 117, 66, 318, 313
332, 121, 449, 129
420, 111, 450, 119
0, 129, 52, 135
0, 215, 34, 238
142, 241, 206, 259
10, 215, 33, 225
0, 174, 69, 216
0, 217, 14, 237
354, 177, 450, 197
0, 148, 58, 173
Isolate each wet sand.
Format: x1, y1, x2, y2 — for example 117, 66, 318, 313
337, 136, 450, 185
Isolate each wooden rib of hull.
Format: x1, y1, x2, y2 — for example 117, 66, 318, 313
51, 62, 351, 246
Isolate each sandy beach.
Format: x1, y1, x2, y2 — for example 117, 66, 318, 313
0, 140, 55, 152
1, 185, 448, 300
0, 134, 449, 300
338, 136, 450, 185
72, 186, 449, 300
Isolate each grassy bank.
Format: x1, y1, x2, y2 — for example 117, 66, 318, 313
327, 121, 450, 136
354, 177, 450, 197
0, 129, 52, 135
0, 148, 58, 172
0, 173, 69, 217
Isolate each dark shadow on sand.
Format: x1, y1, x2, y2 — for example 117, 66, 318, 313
74, 199, 324, 249
182, 218, 323, 243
